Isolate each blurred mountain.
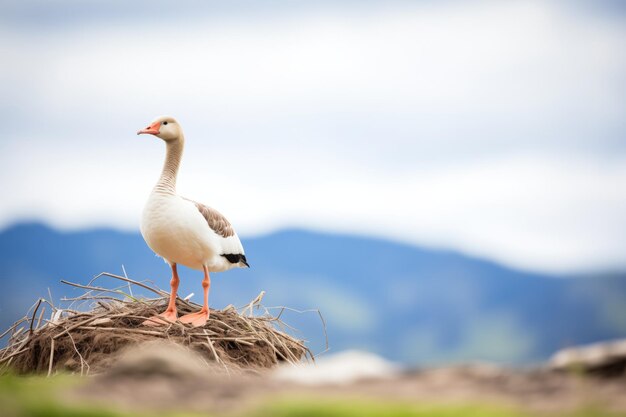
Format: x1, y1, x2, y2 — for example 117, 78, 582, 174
1, 222, 625, 365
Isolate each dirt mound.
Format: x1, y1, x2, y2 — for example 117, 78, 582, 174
0, 272, 314, 375
74, 342, 265, 415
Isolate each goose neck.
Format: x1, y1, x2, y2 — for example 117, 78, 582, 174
154, 137, 184, 195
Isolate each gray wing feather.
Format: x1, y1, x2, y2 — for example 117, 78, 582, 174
185, 198, 235, 238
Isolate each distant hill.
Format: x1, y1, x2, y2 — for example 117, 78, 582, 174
1, 222, 625, 365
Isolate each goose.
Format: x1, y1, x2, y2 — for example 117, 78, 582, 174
137, 116, 249, 327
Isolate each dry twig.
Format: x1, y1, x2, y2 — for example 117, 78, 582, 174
0, 271, 321, 375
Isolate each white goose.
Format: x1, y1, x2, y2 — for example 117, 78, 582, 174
137, 116, 249, 327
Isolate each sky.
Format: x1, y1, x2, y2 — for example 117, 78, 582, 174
0, 0, 625, 274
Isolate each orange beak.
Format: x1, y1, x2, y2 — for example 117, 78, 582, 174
137, 121, 161, 135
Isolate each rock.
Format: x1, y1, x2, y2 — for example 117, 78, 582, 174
549, 338, 626, 377
273, 350, 401, 385
102, 341, 211, 380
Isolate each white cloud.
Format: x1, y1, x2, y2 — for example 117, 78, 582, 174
3, 138, 625, 273
1, 0, 625, 273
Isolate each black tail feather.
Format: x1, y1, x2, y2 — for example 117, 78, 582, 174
221, 253, 250, 267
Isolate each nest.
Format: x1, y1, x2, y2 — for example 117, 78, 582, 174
0, 272, 319, 375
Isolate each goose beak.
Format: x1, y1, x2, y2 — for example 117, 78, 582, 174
137, 121, 161, 135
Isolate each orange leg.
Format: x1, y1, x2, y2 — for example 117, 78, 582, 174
143, 264, 180, 326
180, 265, 211, 327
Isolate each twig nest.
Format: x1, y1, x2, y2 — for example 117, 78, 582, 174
0, 275, 313, 375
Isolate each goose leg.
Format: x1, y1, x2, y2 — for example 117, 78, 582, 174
143, 263, 179, 326
180, 265, 210, 327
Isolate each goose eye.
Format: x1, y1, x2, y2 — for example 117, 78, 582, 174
163, 121, 168, 125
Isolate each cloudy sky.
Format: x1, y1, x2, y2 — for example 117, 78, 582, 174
1, 0, 625, 273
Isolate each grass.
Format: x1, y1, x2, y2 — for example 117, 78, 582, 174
254, 399, 526, 417
0, 374, 624, 417
253, 398, 626, 417
0, 373, 197, 417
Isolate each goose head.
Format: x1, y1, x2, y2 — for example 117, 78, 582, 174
137, 116, 182, 141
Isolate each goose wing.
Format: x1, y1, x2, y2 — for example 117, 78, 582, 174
185, 198, 235, 238
184, 198, 248, 267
